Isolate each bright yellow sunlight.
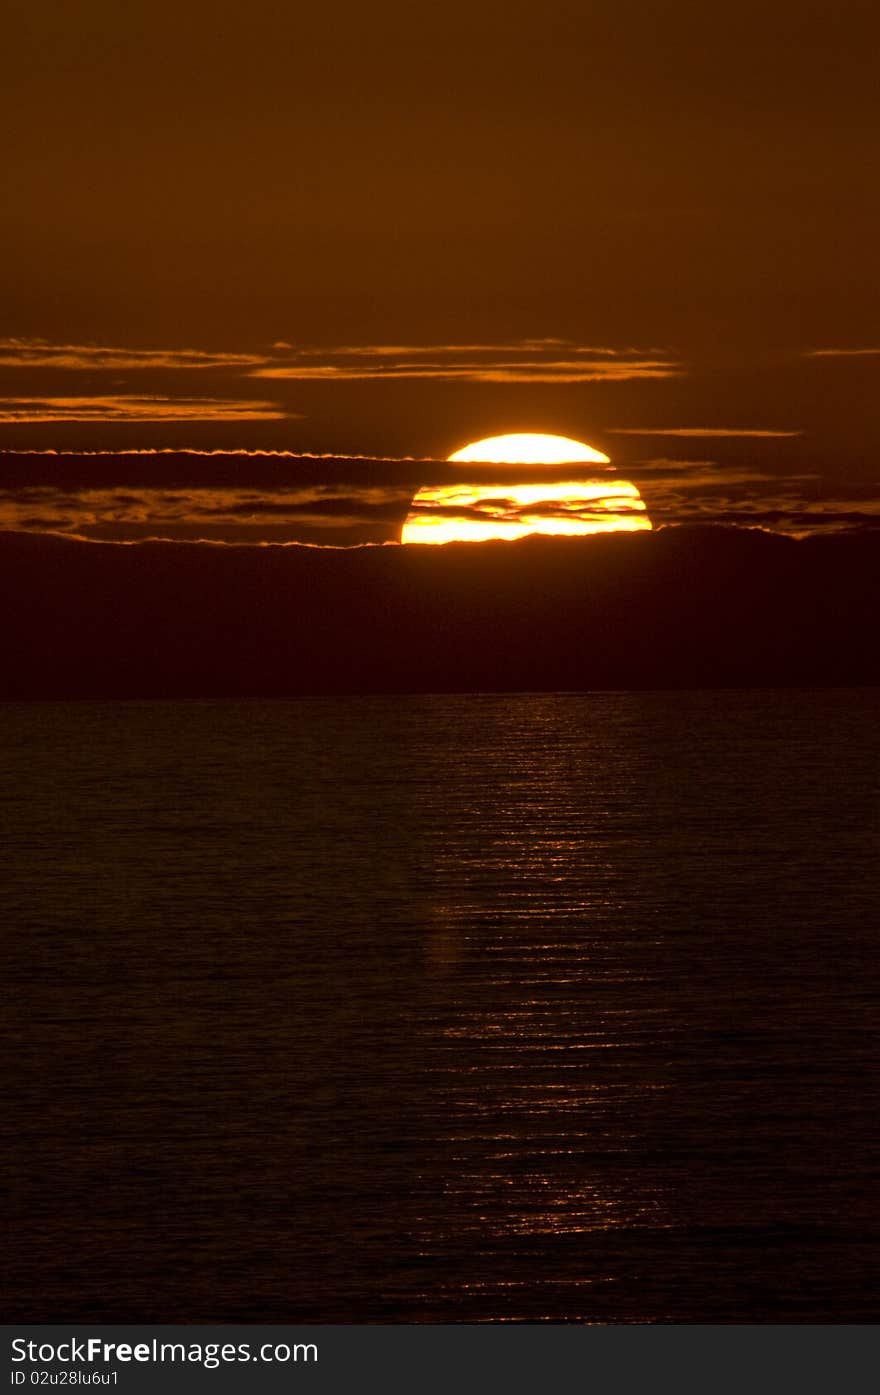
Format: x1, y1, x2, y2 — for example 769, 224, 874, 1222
401, 432, 650, 544
448, 432, 611, 465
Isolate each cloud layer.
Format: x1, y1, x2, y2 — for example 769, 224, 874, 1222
0, 337, 682, 431
252, 342, 679, 384
1, 450, 877, 544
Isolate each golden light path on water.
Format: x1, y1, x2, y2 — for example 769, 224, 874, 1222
401, 432, 651, 544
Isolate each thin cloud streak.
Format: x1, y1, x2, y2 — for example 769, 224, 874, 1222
253, 340, 680, 384
0, 397, 289, 423
0, 338, 267, 371
805, 348, 880, 358
252, 363, 677, 383
284, 341, 655, 359
608, 427, 802, 439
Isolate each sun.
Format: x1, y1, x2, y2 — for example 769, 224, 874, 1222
448, 432, 611, 466
401, 432, 650, 544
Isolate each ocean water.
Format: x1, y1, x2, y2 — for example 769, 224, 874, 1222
2, 690, 878, 1323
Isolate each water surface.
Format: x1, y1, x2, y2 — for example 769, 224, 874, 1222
2, 691, 878, 1321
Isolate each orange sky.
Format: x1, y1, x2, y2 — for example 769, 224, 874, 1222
0, 2, 878, 529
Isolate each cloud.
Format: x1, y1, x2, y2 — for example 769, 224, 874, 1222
0, 337, 679, 432
637, 460, 880, 535
0, 450, 445, 491
282, 341, 643, 358
253, 362, 676, 383
1, 450, 876, 545
805, 348, 880, 358
401, 479, 651, 542
0, 335, 680, 384
0, 476, 650, 545
0, 338, 267, 371
608, 427, 802, 438
251, 340, 681, 384
655, 508, 880, 535
0, 397, 289, 423
4, 528, 878, 700
0, 481, 411, 545
629, 461, 796, 483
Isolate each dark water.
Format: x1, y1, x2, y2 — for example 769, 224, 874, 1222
2, 691, 879, 1323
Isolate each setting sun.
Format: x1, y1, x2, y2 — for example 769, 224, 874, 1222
448, 432, 611, 466
401, 432, 650, 544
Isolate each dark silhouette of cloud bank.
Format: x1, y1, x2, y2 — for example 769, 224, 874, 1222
3, 527, 878, 698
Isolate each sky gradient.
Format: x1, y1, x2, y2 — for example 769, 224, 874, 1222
1, 0, 878, 536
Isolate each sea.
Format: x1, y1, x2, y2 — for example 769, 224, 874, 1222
2, 690, 878, 1323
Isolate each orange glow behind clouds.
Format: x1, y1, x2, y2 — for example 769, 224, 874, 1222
402, 481, 648, 543
402, 433, 650, 544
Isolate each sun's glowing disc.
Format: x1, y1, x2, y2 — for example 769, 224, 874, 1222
401, 432, 649, 544
448, 432, 611, 466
